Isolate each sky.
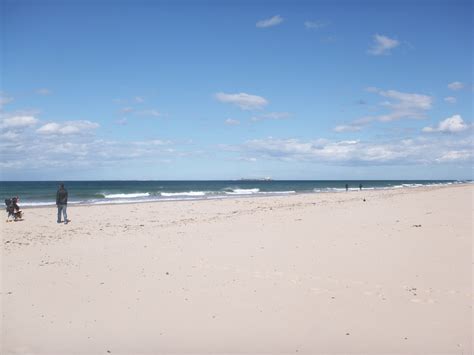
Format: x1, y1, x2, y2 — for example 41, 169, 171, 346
1, 0, 472, 180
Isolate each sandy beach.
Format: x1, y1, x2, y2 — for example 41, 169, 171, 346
1, 184, 472, 354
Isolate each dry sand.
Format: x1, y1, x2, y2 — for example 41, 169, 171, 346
1, 184, 473, 354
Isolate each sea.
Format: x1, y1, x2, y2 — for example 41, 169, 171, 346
0, 180, 470, 207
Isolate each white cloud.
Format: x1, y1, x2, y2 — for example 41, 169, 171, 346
304, 20, 329, 29
1, 131, 20, 140
134, 96, 145, 103
436, 150, 472, 162
36, 88, 52, 95
36, 120, 99, 135
241, 138, 399, 162
378, 90, 432, 110
334, 124, 362, 132
251, 112, 290, 121
0, 116, 187, 174
0, 161, 24, 169
215, 92, 268, 110
0, 115, 38, 129
0, 93, 14, 109
256, 15, 284, 28
335, 88, 433, 132
37, 123, 65, 135
370, 88, 431, 121
422, 115, 470, 133
368, 34, 400, 55
225, 118, 240, 126
447, 81, 464, 91
444, 96, 457, 104
376, 89, 432, 121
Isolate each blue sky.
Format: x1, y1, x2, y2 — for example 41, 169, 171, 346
1, 0, 472, 180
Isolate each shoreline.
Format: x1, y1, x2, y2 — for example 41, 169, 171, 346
16, 182, 472, 209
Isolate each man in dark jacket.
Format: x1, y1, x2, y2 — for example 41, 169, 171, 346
56, 183, 69, 224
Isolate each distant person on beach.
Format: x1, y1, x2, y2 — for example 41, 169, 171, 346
345, 183, 349, 192
359, 183, 363, 191
56, 183, 70, 224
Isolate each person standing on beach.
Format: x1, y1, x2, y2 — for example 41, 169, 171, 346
345, 183, 349, 192
56, 183, 69, 224
359, 183, 363, 191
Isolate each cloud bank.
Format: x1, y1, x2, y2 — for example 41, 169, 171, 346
234, 136, 473, 165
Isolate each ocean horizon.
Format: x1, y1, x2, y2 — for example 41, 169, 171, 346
1, 179, 471, 207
